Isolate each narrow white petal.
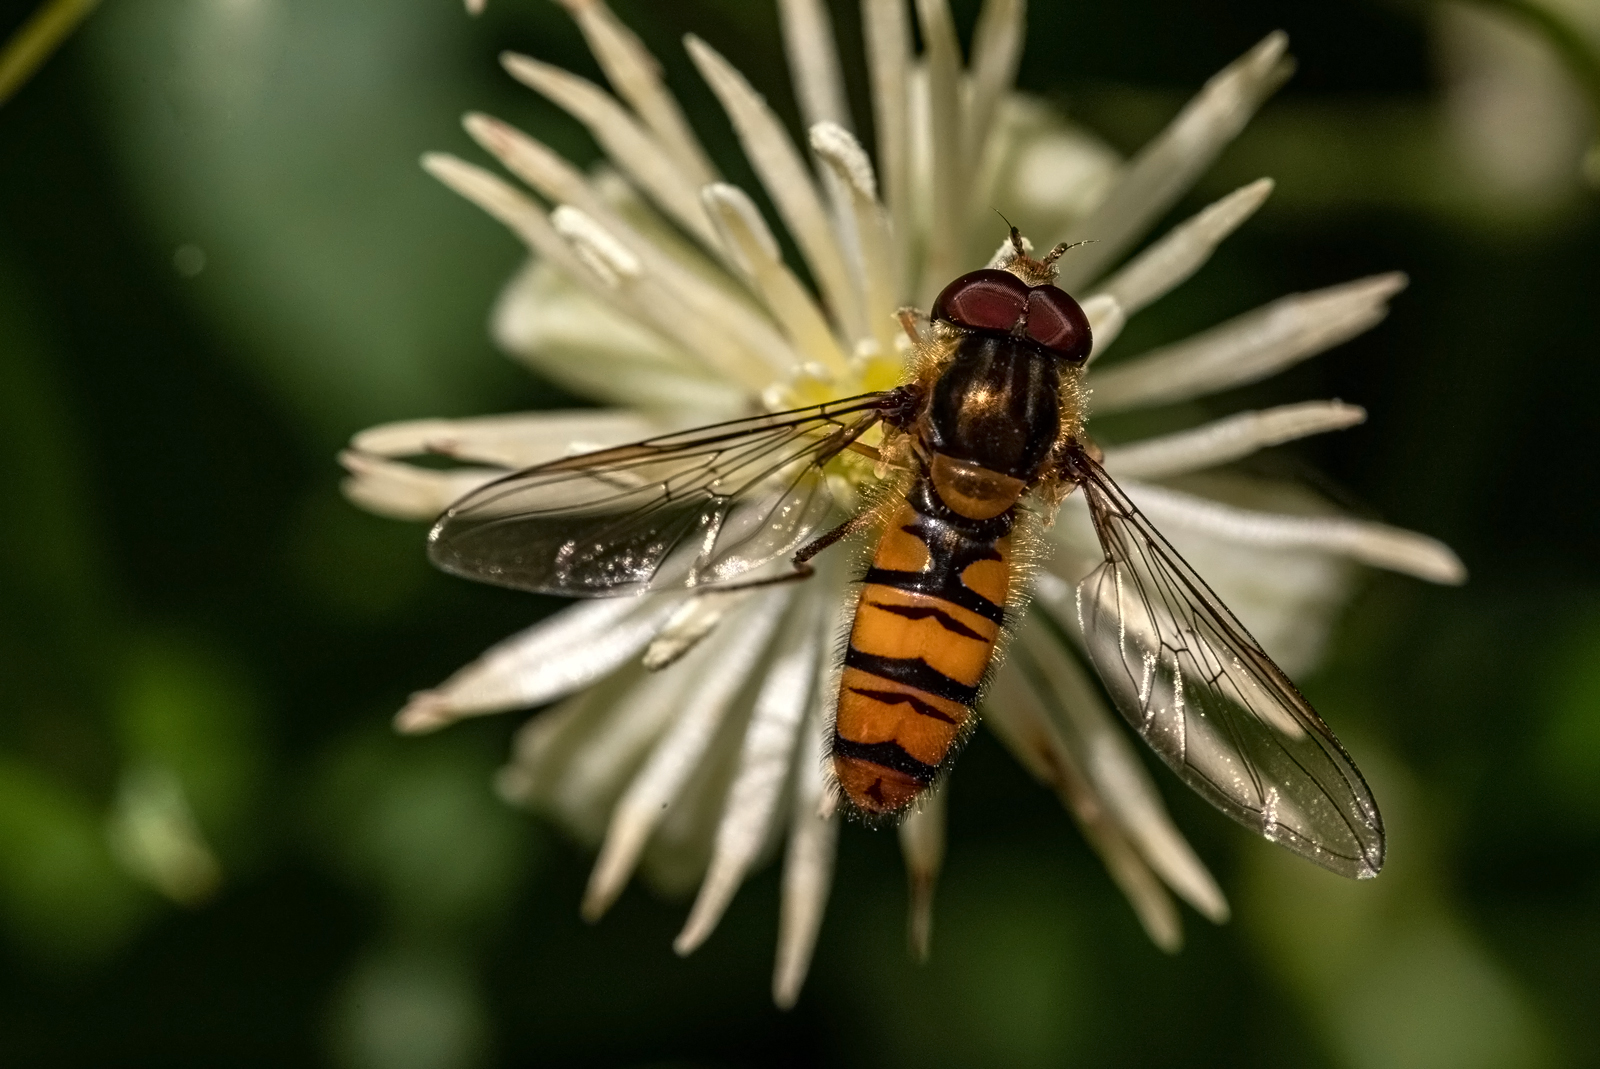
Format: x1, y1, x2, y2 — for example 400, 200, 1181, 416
898, 786, 947, 962
582, 593, 791, 921
779, 0, 851, 130
810, 123, 900, 353
338, 451, 502, 522
395, 597, 683, 733
552, 0, 717, 185
675, 591, 824, 955
350, 409, 662, 469
965, 0, 1027, 163
915, 0, 967, 301
1095, 178, 1275, 317
1010, 602, 1231, 923
1101, 401, 1367, 480
1055, 33, 1294, 290
702, 184, 849, 374
773, 697, 839, 1009
983, 659, 1186, 949
686, 35, 864, 339
1110, 480, 1468, 584
501, 52, 717, 247
1090, 273, 1408, 413
861, 0, 913, 296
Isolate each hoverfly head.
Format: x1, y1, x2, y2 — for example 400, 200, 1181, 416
930, 226, 1093, 364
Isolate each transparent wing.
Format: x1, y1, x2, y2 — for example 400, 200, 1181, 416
1062, 445, 1384, 878
428, 392, 902, 597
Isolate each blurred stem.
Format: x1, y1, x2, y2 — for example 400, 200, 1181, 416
0, 0, 102, 107
1465, 0, 1600, 187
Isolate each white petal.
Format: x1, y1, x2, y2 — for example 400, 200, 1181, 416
1010, 602, 1231, 923
492, 260, 746, 417
675, 590, 825, 955
1101, 401, 1367, 480
1094, 178, 1274, 318
338, 451, 502, 522
965, 0, 1027, 163
349, 409, 663, 469
551, 0, 717, 185
1112, 479, 1467, 584
914, 0, 967, 301
501, 52, 717, 247
1055, 32, 1293, 290
1090, 273, 1408, 413
773, 697, 839, 1010
702, 183, 850, 374
810, 123, 900, 353
686, 35, 865, 339
582, 592, 791, 920
861, 0, 914, 296
394, 597, 683, 733
983, 657, 1186, 950
898, 785, 947, 962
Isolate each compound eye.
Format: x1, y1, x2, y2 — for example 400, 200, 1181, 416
1025, 285, 1092, 362
931, 269, 1029, 334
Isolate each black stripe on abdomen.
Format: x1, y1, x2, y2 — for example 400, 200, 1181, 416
830, 736, 939, 783
862, 568, 1004, 624
847, 686, 959, 724
865, 599, 986, 640
843, 648, 979, 705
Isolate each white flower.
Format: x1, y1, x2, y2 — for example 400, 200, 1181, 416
342, 0, 1465, 1008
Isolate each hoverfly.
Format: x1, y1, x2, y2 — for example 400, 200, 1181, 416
429, 231, 1384, 880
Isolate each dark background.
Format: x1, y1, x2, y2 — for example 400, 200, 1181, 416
1, 0, 1597, 1066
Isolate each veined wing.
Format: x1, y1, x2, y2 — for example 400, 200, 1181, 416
429, 392, 903, 597
1060, 444, 1384, 878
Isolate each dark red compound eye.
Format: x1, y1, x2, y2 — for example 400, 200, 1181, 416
931, 269, 1029, 334
932, 269, 1093, 363
1023, 284, 1092, 363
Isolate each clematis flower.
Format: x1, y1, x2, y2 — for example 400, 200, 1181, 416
341, 0, 1464, 1008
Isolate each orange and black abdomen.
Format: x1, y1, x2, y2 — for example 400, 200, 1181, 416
832, 476, 1014, 815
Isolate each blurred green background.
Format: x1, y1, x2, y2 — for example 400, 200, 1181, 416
2, 0, 1598, 1065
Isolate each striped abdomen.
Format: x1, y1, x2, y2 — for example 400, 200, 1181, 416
832, 471, 1016, 815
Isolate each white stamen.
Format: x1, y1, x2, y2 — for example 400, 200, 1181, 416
861, 0, 913, 296
501, 52, 717, 247
965, 0, 1027, 162
811, 122, 900, 354
686, 35, 865, 340
779, 0, 852, 130
552, 205, 643, 285
552, 0, 717, 185
703, 184, 850, 374
915, 0, 967, 302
